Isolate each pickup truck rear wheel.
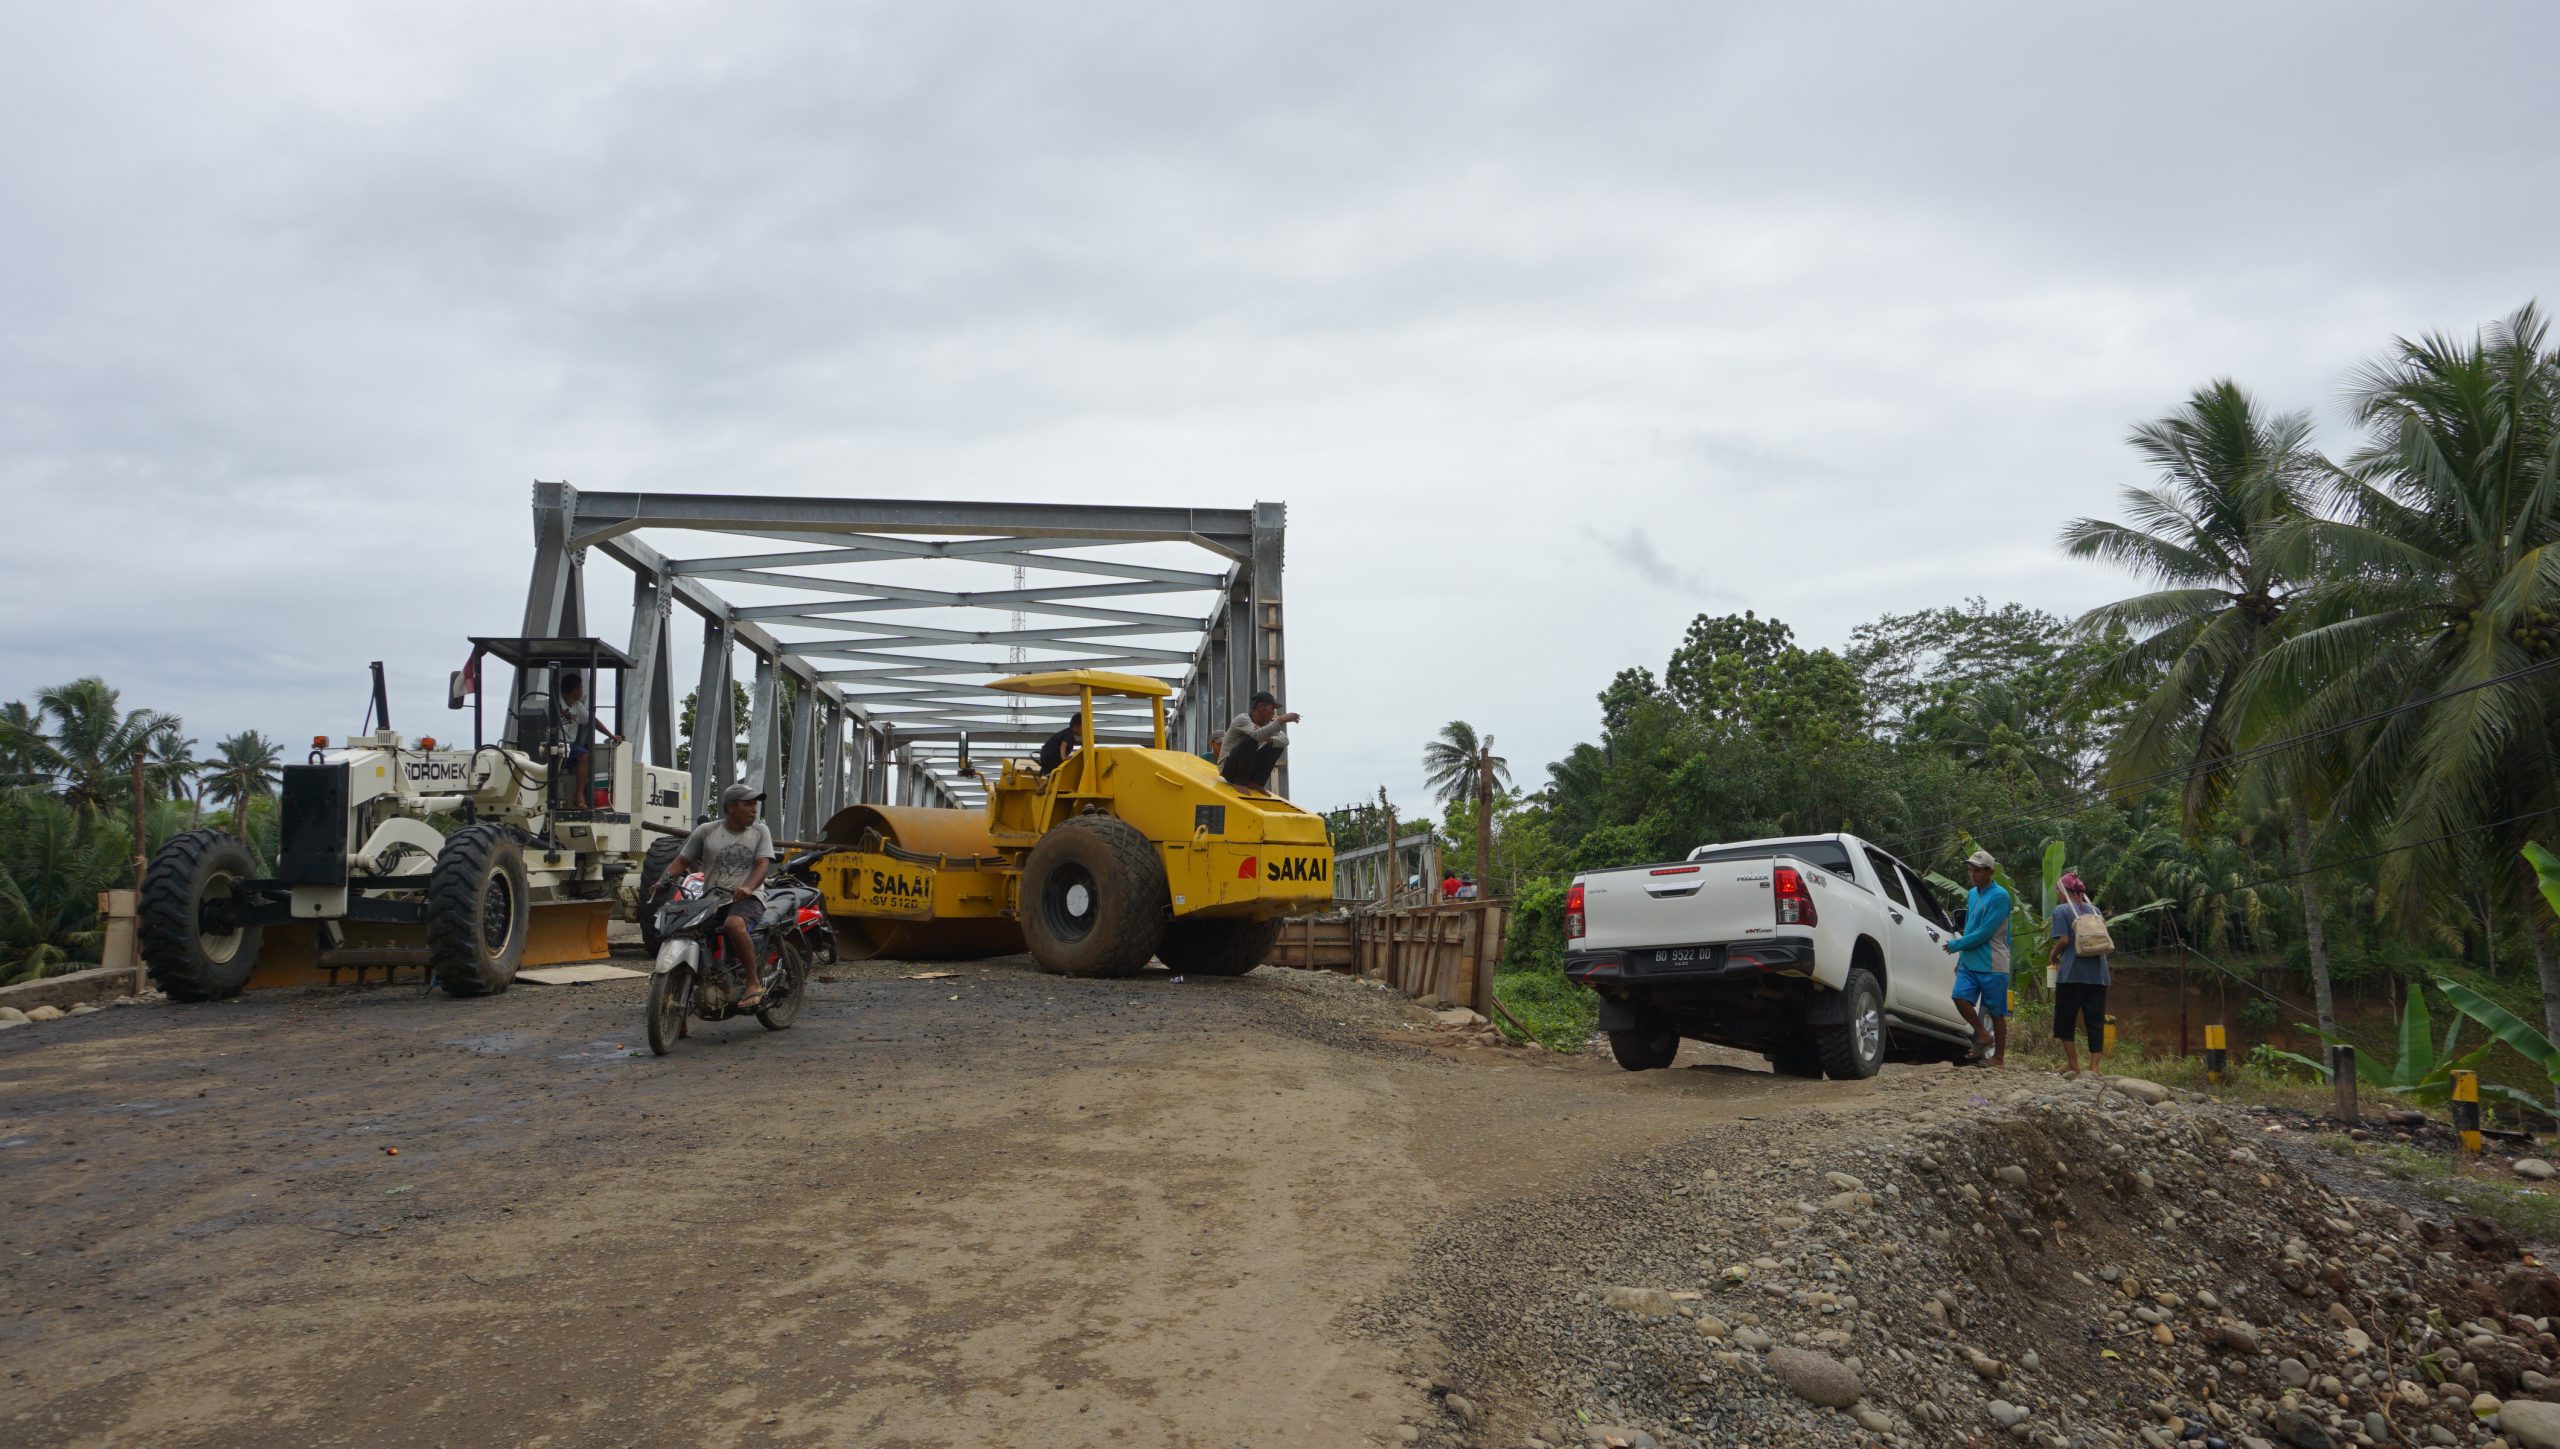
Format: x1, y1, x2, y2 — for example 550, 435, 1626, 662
1607, 1019, 1680, 1071
1814, 967, 1885, 1080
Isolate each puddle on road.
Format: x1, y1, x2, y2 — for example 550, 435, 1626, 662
443, 1031, 537, 1056
556, 1040, 649, 1062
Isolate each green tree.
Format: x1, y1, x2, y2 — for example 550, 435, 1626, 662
18, 678, 189, 811
2064, 379, 2336, 1029
0, 700, 48, 789
0, 789, 194, 983
203, 731, 285, 826
677, 681, 753, 772
1424, 721, 1511, 896
149, 730, 207, 817
2254, 303, 2560, 1043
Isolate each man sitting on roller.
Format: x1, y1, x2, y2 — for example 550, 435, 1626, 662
1218, 691, 1299, 791
658, 783, 778, 1009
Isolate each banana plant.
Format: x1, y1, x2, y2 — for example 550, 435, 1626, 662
2264, 987, 2495, 1106
2530, 842, 2560, 919
2426, 976, 2560, 1119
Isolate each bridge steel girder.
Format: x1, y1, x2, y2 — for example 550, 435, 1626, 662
522, 483, 1284, 810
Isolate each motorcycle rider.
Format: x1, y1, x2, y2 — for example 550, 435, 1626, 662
658, 783, 778, 1008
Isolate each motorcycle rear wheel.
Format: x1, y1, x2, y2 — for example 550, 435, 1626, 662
758, 939, 811, 1031
647, 966, 694, 1056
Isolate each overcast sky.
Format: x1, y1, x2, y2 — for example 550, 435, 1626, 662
5, 1, 2556, 817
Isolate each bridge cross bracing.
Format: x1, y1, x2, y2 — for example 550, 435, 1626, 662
517, 484, 1286, 837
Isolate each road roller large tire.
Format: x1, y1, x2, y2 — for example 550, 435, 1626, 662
1155, 916, 1281, 977
138, 829, 263, 1002
427, 823, 529, 997
1020, 814, 1167, 978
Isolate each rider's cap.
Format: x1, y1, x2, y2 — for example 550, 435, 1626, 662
1965, 848, 1998, 869
719, 783, 765, 807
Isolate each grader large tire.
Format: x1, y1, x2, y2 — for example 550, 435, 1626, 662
1020, 815, 1167, 977
637, 834, 683, 954
1155, 916, 1282, 977
138, 829, 263, 1002
427, 823, 529, 997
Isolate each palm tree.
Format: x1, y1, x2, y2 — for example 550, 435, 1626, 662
0, 700, 49, 789
203, 731, 286, 829
2063, 380, 2337, 1027
1424, 721, 1513, 893
27, 679, 183, 813
0, 792, 125, 983
149, 731, 207, 817
2250, 303, 2560, 1044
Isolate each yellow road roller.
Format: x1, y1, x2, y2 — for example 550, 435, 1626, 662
813, 670, 1335, 976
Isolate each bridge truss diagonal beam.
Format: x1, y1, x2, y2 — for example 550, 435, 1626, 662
522, 483, 1286, 810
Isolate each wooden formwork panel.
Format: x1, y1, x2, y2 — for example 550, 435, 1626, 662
1264, 915, 1356, 972
1326, 902, 1506, 1014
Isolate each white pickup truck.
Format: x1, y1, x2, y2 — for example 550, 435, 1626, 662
1562, 832, 1983, 1079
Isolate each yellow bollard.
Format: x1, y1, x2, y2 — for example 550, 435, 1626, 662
2103, 1015, 2118, 1055
2204, 1023, 2227, 1084
2453, 1070, 2482, 1154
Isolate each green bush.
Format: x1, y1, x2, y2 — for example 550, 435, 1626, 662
1494, 965, 1598, 1053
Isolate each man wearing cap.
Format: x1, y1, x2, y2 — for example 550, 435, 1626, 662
1942, 848, 2014, 1066
659, 783, 779, 1007
1218, 691, 1300, 791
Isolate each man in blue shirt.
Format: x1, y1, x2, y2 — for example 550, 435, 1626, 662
1941, 848, 2013, 1066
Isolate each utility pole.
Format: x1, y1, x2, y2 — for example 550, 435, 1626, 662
130, 749, 149, 894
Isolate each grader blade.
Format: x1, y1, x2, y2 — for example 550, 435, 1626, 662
240, 900, 615, 989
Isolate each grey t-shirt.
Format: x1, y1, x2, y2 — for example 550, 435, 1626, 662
2049, 903, 2110, 986
681, 817, 777, 895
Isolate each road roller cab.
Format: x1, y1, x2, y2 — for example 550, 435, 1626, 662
814, 670, 1334, 978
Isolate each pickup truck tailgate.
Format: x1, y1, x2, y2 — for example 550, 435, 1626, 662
1579, 859, 1775, 953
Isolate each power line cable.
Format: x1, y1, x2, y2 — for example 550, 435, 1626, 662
1871, 654, 2560, 863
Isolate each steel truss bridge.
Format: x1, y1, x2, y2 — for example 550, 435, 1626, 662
517, 484, 1286, 834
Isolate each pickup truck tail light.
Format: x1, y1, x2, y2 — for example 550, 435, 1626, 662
1565, 882, 1585, 940
1772, 866, 1818, 927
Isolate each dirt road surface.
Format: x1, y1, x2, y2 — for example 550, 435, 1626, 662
1, 959, 1903, 1447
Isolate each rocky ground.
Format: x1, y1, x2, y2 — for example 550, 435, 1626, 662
1367, 1070, 2560, 1449
12, 967, 2560, 1448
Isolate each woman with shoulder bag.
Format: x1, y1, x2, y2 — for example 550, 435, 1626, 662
2046, 871, 2114, 1077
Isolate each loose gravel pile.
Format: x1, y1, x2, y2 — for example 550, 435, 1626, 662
1364, 1072, 2560, 1449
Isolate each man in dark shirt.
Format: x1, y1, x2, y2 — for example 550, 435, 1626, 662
1035, 720, 1080, 775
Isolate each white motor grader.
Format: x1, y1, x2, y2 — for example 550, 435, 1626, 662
138, 637, 693, 1000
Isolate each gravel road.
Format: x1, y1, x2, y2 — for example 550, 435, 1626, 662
0, 957, 1891, 1447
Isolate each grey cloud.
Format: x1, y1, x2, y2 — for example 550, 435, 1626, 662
4, 1, 2558, 811
1583, 525, 1739, 603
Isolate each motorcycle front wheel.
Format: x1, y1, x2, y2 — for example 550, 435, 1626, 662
758, 939, 811, 1032
647, 965, 694, 1056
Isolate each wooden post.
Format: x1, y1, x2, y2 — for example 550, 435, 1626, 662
96, 889, 140, 990
2178, 953, 2190, 1059
2330, 1045, 2359, 1125
1382, 802, 1397, 906
2453, 1070, 2482, 1154
130, 749, 149, 894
